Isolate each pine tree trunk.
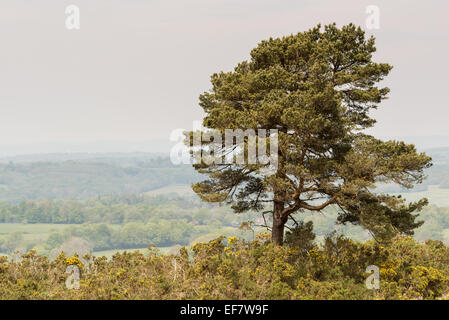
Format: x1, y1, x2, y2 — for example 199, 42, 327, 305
272, 202, 286, 245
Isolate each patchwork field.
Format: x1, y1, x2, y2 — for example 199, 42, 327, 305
394, 185, 449, 207
1, 183, 449, 261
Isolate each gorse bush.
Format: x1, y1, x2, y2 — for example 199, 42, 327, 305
1, 234, 449, 300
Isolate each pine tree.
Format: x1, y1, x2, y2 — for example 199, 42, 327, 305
189, 23, 432, 245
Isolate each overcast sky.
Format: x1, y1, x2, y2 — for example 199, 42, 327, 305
0, 0, 447, 148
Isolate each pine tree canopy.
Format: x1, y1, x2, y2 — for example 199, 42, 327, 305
189, 23, 432, 245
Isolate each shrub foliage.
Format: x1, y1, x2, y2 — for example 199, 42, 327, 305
1, 234, 449, 300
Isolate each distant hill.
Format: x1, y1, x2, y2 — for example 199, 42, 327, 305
377, 135, 449, 151
0, 139, 175, 157
0, 155, 199, 202
1, 146, 449, 204
0, 152, 166, 165
422, 147, 449, 165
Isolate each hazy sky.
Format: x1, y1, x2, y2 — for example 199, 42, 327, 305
0, 0, 447, 146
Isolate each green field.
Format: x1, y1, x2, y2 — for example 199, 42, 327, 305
0, 223, 73, 241
145, 184, 194, 196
